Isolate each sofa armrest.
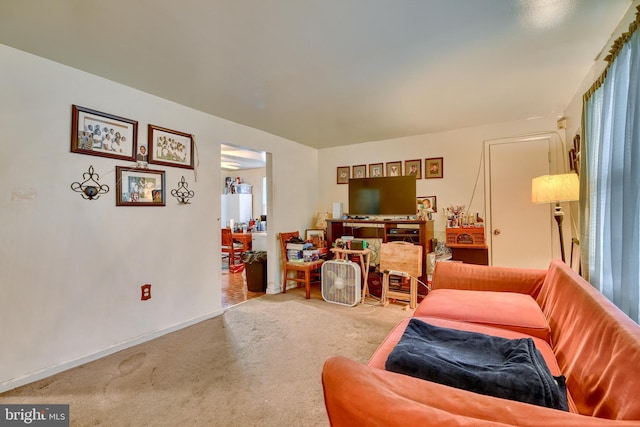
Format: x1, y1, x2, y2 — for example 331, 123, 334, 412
322, 356, 633, 427
431, 261, 547, 298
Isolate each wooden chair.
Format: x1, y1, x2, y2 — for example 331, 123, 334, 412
379, 241, 422, 309
279, 231, 324, 299
222, 228, 244, 269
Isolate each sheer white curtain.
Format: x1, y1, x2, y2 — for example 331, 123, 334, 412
582, 26, 640, 323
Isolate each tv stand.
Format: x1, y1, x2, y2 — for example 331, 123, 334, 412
326, 218, 434, 283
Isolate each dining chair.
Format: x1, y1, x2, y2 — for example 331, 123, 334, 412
279, 231, 324, 299
222, 228, 244, 270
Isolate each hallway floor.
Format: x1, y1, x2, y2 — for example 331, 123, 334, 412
222, 264, 266, 308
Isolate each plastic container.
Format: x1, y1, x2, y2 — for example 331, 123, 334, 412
242, 251, 267, 292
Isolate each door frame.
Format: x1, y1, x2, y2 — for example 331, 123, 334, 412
219, 145, 273, 302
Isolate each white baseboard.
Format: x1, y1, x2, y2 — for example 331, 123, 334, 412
0, 310, 224, 394
266, 281, 280, 294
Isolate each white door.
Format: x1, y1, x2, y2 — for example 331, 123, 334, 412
486, 137, 552, 268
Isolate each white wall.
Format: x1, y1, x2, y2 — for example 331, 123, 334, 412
0, 44, 318, 391
318, 117, 562, 244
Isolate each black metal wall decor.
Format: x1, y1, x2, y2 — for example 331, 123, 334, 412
70, 165, 110, 200
171, 176, 195, 204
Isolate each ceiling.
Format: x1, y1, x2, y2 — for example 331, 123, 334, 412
221, 144, 266, 171
0, 0, 633, 154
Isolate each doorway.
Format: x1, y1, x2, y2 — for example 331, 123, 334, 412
484, 134, 558, 268
220, 144, 269, 308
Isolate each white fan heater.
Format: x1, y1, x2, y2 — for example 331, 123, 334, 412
321, 260, 361, 307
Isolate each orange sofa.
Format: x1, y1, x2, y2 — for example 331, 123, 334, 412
322, 260, 640, 426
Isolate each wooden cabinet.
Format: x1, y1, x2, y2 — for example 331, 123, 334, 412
451, 247, 489, 265
445, 226, 489, 265
326, 219, 434, 283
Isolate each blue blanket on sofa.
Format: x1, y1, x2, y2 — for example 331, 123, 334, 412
385, 319, 568, 411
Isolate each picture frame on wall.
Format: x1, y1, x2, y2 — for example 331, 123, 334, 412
115, 166, 166, 206
571, 134, 581, 175
405, 159, 422, 179
148, 124, 195, 169
70, 105, 138, 161
352, 164, 366, 179
569, 149, 576, 172
386, 161, 402, 177
369, 163, 383, 177
425, 157, 444, 179
337, 166, 350, 184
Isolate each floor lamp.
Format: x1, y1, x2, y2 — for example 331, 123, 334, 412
531, 173, 580, 263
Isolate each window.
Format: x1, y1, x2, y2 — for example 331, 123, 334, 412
582, 15, 640, 323
262, 176, 267, 216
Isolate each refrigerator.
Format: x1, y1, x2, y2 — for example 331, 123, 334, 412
221, 194, 252, 227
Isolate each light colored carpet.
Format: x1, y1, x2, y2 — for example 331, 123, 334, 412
1, 287, 414, 426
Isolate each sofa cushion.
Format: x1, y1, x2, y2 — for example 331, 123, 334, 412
368, 317, 560, 376
415, 289, 552, 342
431, 261, 547, 298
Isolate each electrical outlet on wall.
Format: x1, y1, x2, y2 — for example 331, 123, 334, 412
141, 284, 151, 300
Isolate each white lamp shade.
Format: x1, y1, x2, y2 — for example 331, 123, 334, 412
531, 173, 580, 204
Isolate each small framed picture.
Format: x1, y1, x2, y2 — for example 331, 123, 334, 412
417, 196, 437, 220
369, 163, 383, 177
425, 157, 444, 179
352, 164, 366, 179
71, 105, 138, 161
405, 159, 422, 179
337, 166, 350, 184
306, 228, 326, 242
569, 149, 576, 172
386, 161, 402, 177
148, 124, 195, 169
116, 166, 166, 206
305, 229, 326, 249
572, 134, 581, 175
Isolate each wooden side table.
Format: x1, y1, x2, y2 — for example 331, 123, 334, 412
330, 248, 372, 304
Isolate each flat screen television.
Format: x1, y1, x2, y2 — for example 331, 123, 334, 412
348, 176, 416, 217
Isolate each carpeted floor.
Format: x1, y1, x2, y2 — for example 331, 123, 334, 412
1, 287, 414, 426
